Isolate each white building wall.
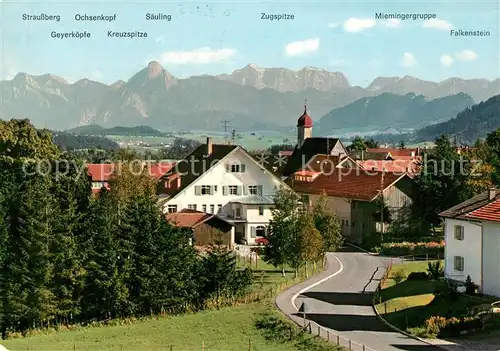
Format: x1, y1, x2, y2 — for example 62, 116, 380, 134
163, 148, 286, 244
482, 221, 500, 297
444, 218, 482, 286
163, 149, 283, 213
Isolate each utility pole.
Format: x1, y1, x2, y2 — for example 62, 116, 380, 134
221, 120, 230, 144
231, 129, 236, 145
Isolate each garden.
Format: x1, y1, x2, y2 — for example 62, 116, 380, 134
374, 260, 500, 340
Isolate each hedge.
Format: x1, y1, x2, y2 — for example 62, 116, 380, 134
379, 241, 444, 257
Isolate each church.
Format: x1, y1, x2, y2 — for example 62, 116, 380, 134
280, 103, 351, 178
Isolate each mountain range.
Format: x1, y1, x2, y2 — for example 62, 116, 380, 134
316, 92, 476, 134
1, 61, 498, 132
416, 94, 500, 143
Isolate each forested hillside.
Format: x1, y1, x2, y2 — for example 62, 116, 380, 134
417, 94, 500, 143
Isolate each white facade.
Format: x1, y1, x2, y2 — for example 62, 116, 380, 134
482, 221, 500, 297
444, 218, 482, 286
161, 147, 287, 245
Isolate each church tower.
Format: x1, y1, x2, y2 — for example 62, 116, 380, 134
297, 100, 313, 148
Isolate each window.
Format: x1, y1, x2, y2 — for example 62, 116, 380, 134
167, 205, 178, 213
256, 226, 266, 237
248, 185, 258, 195
201, 185, 212, 195
194, 185, 213, 195
228, 185, 238, 195
454, 225, 464, 240
202, 204, 207, 212
210, 204, 215, 214
234, 207, 241, 218
258, 206, 264, 216
227, 163, 246, 173
188, 204, 197, 211
217, 204, 222, 213
454, 256, 464, 271
92, 181, 105, 188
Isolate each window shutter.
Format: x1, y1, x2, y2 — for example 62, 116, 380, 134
241, 164, 246, 172
222, 186, 228, 196
243, 186, 248, 195
210, 186, 214, 195
194, 186, 201, 195
251, 226, 256, 238
226, 164, 231, 172
237, 186, 242, 195
257, 185, 263, 195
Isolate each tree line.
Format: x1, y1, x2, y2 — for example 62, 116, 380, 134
0, 119, 252, 338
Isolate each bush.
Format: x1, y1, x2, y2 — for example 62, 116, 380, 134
424, 315, 483, 337
465, 275, 478, 295
407, 272, 429, 281
434, 280, 459, 301
379, 241, 444, 257
427, 261, 444, 280
392, 269, 406, 284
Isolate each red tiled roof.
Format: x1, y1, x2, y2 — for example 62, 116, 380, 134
289, 169, 407, 201
366, 148, 419, 158
87, 162, 176, 181
357, 159, 420, 175
465, 199, 500, 222
147, 162, 176, 178
87, 164, 115, 181
166, 211, 212, 228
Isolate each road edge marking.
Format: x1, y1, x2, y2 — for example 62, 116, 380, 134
291, 253, 344, 311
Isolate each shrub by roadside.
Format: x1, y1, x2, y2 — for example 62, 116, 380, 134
379, 241, 444, 257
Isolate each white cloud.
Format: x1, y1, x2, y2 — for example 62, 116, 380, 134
422, 18, 453, 30
284, 38, 320, 57
380, 19, 400, 28
343, 18, 376, 33
327, 22, 339, 28
440, 54, 454, 67
401, 52, 417, 67
330, 59, 346, 66
455, 49, 478, 61
159, 47, 237, 64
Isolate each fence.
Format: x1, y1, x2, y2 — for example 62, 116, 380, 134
300, 320, 377, 351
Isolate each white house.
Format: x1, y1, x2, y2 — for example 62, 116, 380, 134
440, 188, 500, 297
158, 138, 290, 245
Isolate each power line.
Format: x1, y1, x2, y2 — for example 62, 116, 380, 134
221, 120, 230, 144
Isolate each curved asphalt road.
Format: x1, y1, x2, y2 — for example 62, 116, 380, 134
276, 247, 441, 351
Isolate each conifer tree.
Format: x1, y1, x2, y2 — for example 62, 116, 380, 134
0, 172, 56, 332
81, 189, 128, 320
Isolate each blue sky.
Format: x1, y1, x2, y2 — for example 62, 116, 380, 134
1, 0, 499, 87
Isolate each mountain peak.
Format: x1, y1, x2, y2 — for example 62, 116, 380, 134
147, 61, 164, 79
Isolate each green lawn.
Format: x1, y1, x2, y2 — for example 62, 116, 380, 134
2, 256, 339, 351
374, 260, 496, 338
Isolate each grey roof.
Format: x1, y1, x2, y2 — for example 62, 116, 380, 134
281, 137, 341, 177
439, 189, 500, 219
231, 195, 274, 205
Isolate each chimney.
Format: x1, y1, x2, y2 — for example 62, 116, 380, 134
416, 147, 420, 156
206, 137, 213, 155
176, 175, 181, 189
488, 187, 496, 201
